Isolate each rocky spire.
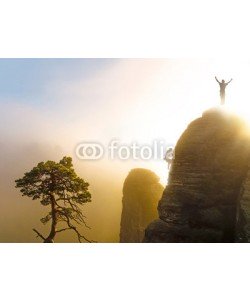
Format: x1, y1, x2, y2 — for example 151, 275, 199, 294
120, 168, 163, 242
144, 108, 250, 242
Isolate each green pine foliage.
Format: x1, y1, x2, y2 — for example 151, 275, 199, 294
15, 157, 92, 243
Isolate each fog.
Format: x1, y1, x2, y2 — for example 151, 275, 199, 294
0, 59, 170, 242
1, 58, 249, 242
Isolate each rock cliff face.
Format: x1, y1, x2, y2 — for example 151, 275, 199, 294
120, 168, 164, 242
236, 169, 250, 242
144, 108, 250, 242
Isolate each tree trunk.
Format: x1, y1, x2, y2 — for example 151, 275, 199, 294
44, 193, 57, 243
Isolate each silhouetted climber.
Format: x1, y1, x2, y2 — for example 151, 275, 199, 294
164, 147, 174, 169
215, 76, 233, 105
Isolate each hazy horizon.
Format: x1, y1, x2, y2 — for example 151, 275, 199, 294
1, 58, 250, 242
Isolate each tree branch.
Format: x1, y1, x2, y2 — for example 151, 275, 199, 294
56, 202, 91, 229
64, 214, 95, 243
56, 227, 72, 233
33, 228, 46, 241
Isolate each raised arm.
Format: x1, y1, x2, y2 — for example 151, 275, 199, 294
226, 78, 233, 85
215, 76, 220, 83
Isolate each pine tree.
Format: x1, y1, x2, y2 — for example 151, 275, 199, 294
15, 156, 92, 243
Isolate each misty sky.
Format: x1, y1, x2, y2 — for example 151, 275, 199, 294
1, 58, 250, 242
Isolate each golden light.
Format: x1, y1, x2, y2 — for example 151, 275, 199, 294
131, 59, 250, 184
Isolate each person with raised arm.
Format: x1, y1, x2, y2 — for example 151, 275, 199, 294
215, 76, 233, 105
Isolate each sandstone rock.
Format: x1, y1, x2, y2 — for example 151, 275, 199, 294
144, 107, 250, 242
120, 168, 164, 242
236, 170, 250, 242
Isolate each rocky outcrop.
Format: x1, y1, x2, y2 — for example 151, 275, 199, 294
144, 107, 250, 242
236, 170, 250, 242
120, 168, 164, 242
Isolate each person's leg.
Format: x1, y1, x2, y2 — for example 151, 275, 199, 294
221, 92, 225, 105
